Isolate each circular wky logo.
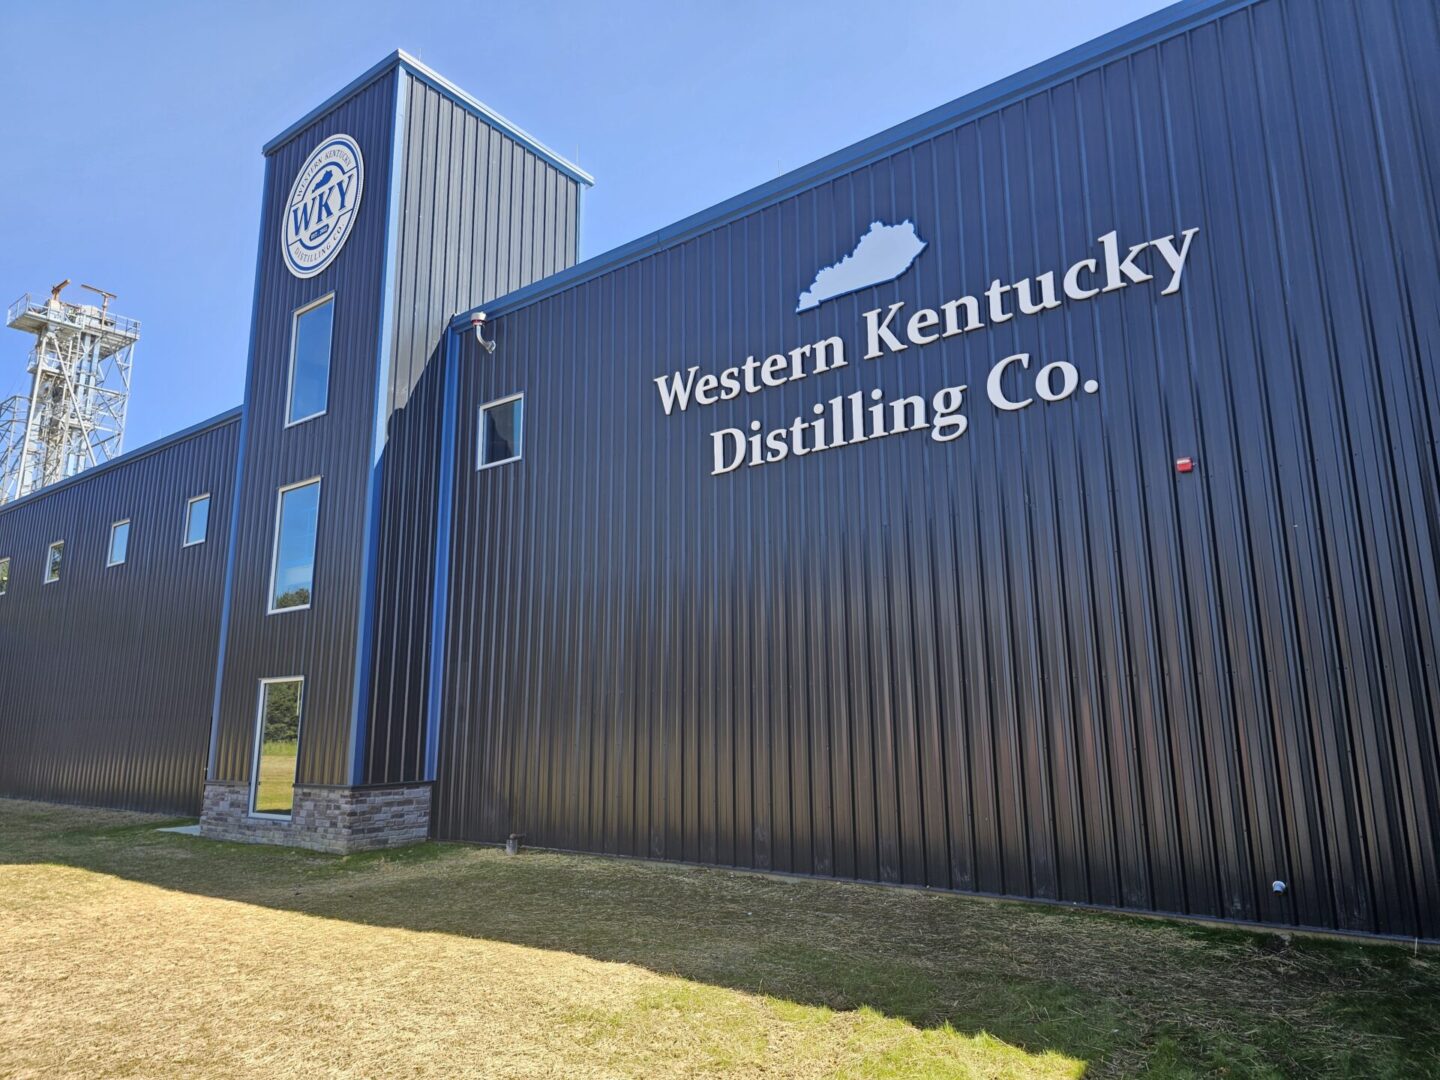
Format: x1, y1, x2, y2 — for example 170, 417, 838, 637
282, 134, 364, 278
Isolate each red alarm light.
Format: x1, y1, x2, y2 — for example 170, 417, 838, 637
1175, 457, 1195, 474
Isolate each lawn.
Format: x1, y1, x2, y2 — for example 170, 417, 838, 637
254, 741, 298, 814
0, 799, 1435, 1078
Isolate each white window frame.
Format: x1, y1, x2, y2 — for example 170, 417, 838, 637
43, 540, 64, 584
106, 519, 131, 567
266, 476, 322, 615
284, 293, 336, 429
477, 392, 524, 471
249, 675, 305, 820
183, 493, 211, 547
0, 556, 10, 596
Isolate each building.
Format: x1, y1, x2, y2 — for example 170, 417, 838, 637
1, 0, 1437, 943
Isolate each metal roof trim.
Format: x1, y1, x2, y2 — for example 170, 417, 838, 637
262, 50, 593, 186
451, 0, 1256, 330
0, 406, 243, 517
395, 54, 594, 186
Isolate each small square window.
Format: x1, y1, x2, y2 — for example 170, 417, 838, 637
478, 394, 523, 469
107, 520, 131, 567
44, 541, 64, 584
185, 494, 211, 547
0, 557, 9, 595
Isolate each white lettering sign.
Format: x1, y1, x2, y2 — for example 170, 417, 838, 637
650, 224, 1200, 476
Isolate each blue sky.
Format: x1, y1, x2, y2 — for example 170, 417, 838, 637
0, 0, 1167, 449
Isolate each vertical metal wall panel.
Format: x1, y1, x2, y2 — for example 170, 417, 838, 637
433, 0, 1440, 939
362, 72, 583, 784
209, 72, 399, 787
0, 413, 240, 814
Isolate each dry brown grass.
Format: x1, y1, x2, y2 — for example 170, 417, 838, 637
0, 798, 1435, 1079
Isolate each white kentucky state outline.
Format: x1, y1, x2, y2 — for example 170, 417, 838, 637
796, 220, 928, 312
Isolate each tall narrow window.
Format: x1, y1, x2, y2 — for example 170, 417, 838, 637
252, 678, 303, 818
44, 541, 64, 584
184, 493, 211, 546
0, 557, 9, 595
286, 296, 334, 426
478, 394, 523, 469
269, 478, 321, 612
107, 520, 131, 567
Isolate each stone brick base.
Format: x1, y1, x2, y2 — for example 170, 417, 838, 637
199, 780, 432, 854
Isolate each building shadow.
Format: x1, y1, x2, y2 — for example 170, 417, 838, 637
3, 799, 1433, 1076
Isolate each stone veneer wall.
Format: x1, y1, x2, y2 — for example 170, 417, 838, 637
200, 780, 432, 854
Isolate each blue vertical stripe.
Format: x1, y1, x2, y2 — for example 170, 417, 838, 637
424, 328, 462, 780
207, 157, 274, 777
347, 69, 410, 785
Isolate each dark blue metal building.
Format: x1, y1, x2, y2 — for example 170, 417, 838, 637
1, 0, 1437, 942
0, 410, 239, 813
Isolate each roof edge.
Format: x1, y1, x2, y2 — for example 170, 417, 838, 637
395, 52, 594, 186
262, 50, 594, 186
451, 0, 1254, 330
0, 405, 243, 516
262, 50, 402, 155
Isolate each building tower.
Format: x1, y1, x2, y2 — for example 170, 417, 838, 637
0, 280, 139, 503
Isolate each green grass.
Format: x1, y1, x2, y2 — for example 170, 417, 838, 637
0, 798, 1436, 1078
254, 742, 298, 814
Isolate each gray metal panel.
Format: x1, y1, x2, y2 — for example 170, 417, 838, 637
362, 71, 582, 783
0, 413, 240, 814
262, 51, 593, 185
432, 0, 1440, 940
210, 71, 400, 787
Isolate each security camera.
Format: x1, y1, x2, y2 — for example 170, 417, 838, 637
470, 311, 496, 354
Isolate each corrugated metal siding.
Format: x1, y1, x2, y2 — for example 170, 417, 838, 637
362, 72, 581, 783
209, 72, 398, 787
0, 414, 240, 814
432, 0, 1440, 939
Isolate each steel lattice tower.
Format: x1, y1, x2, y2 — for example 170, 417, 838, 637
0, 281, 139, 503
